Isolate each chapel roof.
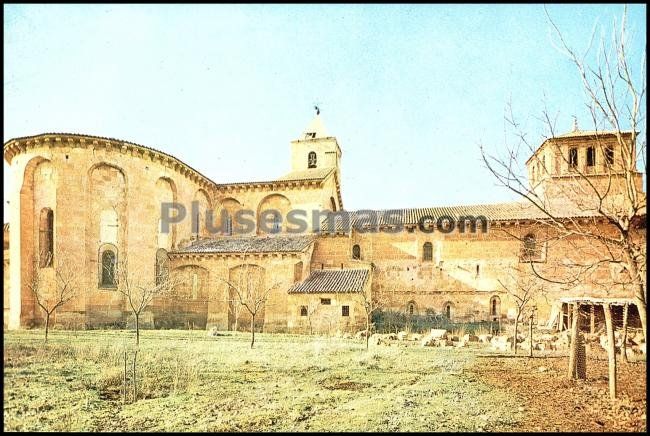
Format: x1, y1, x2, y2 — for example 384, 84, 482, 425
288, 268, 369, 294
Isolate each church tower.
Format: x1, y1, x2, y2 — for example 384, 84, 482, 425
290, 109, 342, 182
526, 121, 643, 213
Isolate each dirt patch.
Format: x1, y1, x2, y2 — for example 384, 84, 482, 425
470, 351, 646, 432
320, 377, 371, 391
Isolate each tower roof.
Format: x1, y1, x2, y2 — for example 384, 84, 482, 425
300, 114, 329, 140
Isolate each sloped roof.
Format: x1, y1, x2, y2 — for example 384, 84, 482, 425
172, 235, 314, 254
288, 268, 369, 294
300, 114, 329, 140
319, 201, 610, 232
276, 167, 335, 181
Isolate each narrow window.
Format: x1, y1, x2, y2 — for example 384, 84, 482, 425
586, 146, 595, 167
408, 303, 414, 315
569, 147, 578, 169
423, 242, 433, 261
300, 306, 308, 317
476, 264, 480, 277
100, 249, 117, 287
321, 298, 331, 305
352, 244, 361, 260
39, 208, 54, 267
224, 214, 233, 236
445, 303, 451, 319
342, 305, 350, 317
192, 273, 199, 300
490, 297, 499, 316
605, 146, 614, 166
308, 151, 317, 168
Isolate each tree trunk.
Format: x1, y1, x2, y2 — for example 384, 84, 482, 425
529, 315, 533, 358
621, 303, 629, 363
513, 312, 519, 355
135, 314, 140, 346
132, 349, 138, 402
366, 314, 370, 350
634, 296, 646, 343
603, 304, 617, 400
44, 312, 51, 343
123, 351, 128, 404
250, 314, 255, 349
568, 304, 580, 379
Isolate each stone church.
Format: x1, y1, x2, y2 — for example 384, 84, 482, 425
3, 113, 646, 333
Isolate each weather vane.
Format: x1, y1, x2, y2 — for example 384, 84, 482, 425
314, 105, 320, 115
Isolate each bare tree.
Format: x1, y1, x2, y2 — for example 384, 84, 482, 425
220, 258, 280, 348
480, 6, 646, 341
358, 286, 386, 350
228, 294, 244, 332
111, 253, 183, 345
497, 266, 545, 355
304, 297, 321, 335
26, 250, 82, 342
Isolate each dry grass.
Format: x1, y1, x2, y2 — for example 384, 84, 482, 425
3, 329, 542, 431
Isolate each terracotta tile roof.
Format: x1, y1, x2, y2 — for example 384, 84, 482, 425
216, 167, 335, 187
319, 201, 609, 232
288, 268, 369, 294
172, 235, 315, 254
276, 167, 335, 181
554, 129, 634, 139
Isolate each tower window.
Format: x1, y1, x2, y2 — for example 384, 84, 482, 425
423, 242, 433, 261
300, 306, 308, 316
569, 148, 578, 169
321, 298, 331, 305
352, 244, 361, 260
586, 147, 595, 167
605, 146, 614, 166
308, 151, 317, 168
342, 305, 350, 317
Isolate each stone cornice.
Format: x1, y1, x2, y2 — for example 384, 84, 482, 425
3, 133, 219, 191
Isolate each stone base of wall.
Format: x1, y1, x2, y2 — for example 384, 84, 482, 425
53, 312, 86, 330
152, 310, 208, 329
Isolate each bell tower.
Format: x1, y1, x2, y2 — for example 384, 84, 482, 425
290, 108, 342, 181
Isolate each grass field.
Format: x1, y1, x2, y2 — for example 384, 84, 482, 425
4, 329, 524, 432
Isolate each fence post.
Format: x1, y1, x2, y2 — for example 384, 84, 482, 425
132, 349, 138, 402
567, 303, 579, 379
603, 303, 617, 400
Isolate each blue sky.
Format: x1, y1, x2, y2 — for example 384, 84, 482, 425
3, 4, 646, 221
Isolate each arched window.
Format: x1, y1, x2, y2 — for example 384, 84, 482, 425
444, 302, 453, 320
423, 242, 433, 261
490, 296, 500, 318
352, 244, 361, 260
300, 306, 308, 317
39, 208, 54, 267
100, 247, 117, 288
308, 151, 317, 168
407, 301, 416, 316
155, 248, 169, 286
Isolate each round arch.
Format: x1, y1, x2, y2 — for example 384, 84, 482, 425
256, 193, 291, 235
